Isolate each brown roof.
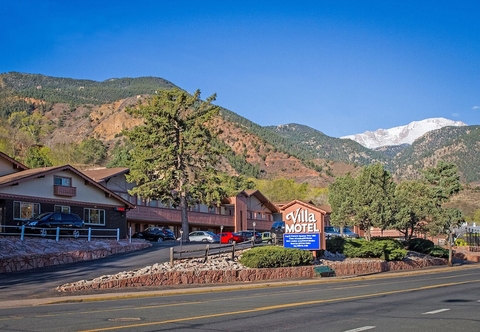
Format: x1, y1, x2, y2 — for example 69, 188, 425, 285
80, 167, 129, 182
240, 189, 279, 212
0, 151, 28, 171
279, 199, 329, 214
0, 165, 134, 209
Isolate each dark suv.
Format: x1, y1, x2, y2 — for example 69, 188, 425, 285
270, 221, 285, 243
132, 227, 176, 242
21, 212, 84, 229
237, 230, 262, 244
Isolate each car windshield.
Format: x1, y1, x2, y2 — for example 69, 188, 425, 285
31, 213, 52, 220
325, 227, 338, 232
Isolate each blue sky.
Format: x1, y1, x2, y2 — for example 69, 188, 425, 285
1, 1, 479, 137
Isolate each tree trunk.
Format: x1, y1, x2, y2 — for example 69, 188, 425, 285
180, 192, 189, 242
364, 224, 371, 241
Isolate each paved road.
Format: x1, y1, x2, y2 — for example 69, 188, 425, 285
0, 240, 225, 300
1, 265, 479, 331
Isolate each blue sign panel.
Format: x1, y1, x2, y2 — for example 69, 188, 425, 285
283, 233, 320, 250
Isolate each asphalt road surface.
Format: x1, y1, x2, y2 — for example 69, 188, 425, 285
0, 240, 229, 300
1, 265, 479, 331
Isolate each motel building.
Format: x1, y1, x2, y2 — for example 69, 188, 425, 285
82, 168, 332, 250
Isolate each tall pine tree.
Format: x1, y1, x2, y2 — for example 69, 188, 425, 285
125, 89, 227, 241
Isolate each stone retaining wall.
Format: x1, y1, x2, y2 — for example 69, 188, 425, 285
326, 257, 447, 276
0, 240, 151, 273
56, 257, 447, 292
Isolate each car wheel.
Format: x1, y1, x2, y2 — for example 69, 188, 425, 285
156, 237, 164, 243
267, 240, 272, 244
202, 239, 208, 242
228, 239, 233, 244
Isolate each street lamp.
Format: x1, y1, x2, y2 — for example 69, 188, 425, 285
220, 225, 224, 247
179, 229, 184, 258
253, 222, 256, 245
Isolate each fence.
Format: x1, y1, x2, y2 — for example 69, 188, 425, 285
169, 239, 257, 266
0, 224, 121, 242
464, 228, 480, 247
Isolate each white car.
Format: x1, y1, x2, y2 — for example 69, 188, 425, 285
187, 231, 219, 243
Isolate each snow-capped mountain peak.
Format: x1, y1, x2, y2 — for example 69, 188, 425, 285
341, 117, 467, 149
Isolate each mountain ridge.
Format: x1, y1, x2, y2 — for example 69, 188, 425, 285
0, 72, 479, 186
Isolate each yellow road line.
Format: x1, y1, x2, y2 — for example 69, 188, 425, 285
80, 278, 480, 332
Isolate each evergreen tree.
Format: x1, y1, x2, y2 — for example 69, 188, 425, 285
125, 89, 227, 240
423, 161, 463, 265
106, 141, 134, 168
328, 173, 355, 232
391, 180, 432, 241
352, 164, 396, 241
78, 138, 107, 164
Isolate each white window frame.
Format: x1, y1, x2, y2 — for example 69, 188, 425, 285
84, 208, 106, 226
54, 205, 71, 213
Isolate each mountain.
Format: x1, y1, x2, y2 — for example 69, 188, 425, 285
264, 124, 389, 166
341, 118, 467, 149
392, 125, 480, 183
0, 72, 479, 186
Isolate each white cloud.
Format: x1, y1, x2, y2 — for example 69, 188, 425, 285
473, 106, 480, 110
452, 112, 459, 117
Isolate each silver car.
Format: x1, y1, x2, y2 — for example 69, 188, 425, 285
187, 231, 220, 243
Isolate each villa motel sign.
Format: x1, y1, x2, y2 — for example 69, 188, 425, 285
281, 201, 325, 251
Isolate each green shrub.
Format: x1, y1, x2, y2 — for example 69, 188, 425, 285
239, 246, 313, 268
387, 249, 409, 261
407, 238, 434, 254
326, 237, 346, 253
428, 245, 449, 258
343, 238, 407, 261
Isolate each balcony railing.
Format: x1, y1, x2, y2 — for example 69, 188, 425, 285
54, 185, 77, 197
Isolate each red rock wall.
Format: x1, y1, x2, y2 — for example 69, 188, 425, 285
57, 258, 448, 293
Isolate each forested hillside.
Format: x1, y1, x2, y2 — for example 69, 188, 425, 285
0, 72, 177, 117
392, 125, 480, 183
0, 72, 479, 186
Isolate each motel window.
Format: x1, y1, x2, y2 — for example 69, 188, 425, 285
13, 201, 40, 220
54, 176, 71, 187
190, 204, 200, 212
54, 205, 71, 213
148, 200, 158, 207
84, 208, 106, 226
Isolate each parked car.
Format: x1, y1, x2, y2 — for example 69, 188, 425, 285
342, 227, 359, 238
133, 227, 176, 242
261, 231, 273, 244
237, 230, 262, 244
218, 232, 244, 244
19, 212, 84, 230
186, 231, 220, 243
271, 221, 285, 236
270, 221, 285, 242
324, 226, 341, 239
